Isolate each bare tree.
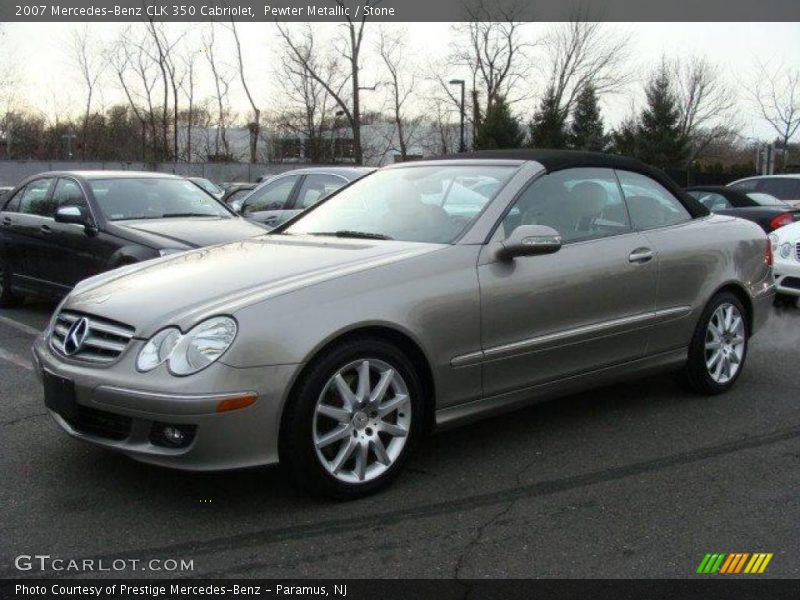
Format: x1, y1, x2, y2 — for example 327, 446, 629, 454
672, 55, 738, 165
69, 26, 106, 159
278, 1, 372, 165
543, 15, 632, 118
229, 21, 261, 164
377, 27, 419, 162
751, 61, 800, 171
203, 24, 234, 160
275, 25, 342, 163
445, 0, 532, 127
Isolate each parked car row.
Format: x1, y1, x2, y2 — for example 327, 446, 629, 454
20, 150, 775, 499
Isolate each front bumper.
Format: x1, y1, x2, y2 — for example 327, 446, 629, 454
32, 334, 301, 471
773, 257, 800, 297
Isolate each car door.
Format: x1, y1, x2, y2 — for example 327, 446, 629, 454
478, 168, 658, 398
49, 177, 114, 287
616, 169, 708, 355
241, 174, 301, 227
282, 173, 350, 225
3, 177, 57, 292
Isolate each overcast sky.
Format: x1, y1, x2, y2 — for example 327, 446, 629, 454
2, 21, 799, 140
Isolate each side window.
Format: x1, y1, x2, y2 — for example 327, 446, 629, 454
2, 186, 24, 213
53, 178, 89, 211
500, 168, 631, 243
296, 174, 347, 209
242, 176, 298, 214
689, 191, 731, 211
729, 179, 758, 193
616, 170, 691, 230
760, 178, 800, 201
18, 178, 56, 217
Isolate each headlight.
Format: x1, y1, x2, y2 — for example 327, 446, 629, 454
136, 328, 181, 371
159, 248, 185, 257
768, 234, 778, 251
780, 242, 792, 259
136, 317, 237, 376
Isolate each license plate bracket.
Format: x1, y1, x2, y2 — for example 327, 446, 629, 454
43, 371, 79, 423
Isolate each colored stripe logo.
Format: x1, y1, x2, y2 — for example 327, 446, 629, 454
696, 552, 773, 574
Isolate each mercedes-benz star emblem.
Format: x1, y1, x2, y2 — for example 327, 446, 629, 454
63, 317, 90, 356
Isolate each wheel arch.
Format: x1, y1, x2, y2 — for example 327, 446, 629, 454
709, 281, 753, 331
282, 323, 438, 436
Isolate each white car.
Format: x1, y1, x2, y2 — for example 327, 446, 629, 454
730, 175, 800, 208
769, 221, 800, 304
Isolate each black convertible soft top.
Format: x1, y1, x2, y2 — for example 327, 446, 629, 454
436, 149, 709, 219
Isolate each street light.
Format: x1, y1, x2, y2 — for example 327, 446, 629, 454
62, 132, 77, 160
331, 110, 345, 164
449, 79, 466, 153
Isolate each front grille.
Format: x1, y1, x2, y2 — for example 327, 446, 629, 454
67, 405, 132, 440
50, 311, 135, 364
796, 242, 800, 262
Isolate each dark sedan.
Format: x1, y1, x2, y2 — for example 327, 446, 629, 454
0, 171, 266, 306
221, 182, 257, 210
239, 167, 375, 228
686, 185, 799, 232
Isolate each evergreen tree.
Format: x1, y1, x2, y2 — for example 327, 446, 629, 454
636, 63, 689, 168
528, 87, 567, 149
569, 84, 609, 151
473, 95, 524, 150
610, 114, 640, 157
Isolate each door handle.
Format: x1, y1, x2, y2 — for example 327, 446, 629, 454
629, 248, 654, 263
40, 224, 53, 235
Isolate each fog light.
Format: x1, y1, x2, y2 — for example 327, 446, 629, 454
149, 422, 197, 448
163, 426, 185, 445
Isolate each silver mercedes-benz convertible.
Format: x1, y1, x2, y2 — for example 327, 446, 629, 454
33, 150, 775, 498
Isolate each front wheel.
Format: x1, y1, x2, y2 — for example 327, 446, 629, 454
683, 292, 749, 395
279, 338, 423, 499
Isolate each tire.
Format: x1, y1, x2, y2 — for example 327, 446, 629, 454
279, 337, 424, 500
0, 259, 23, 308
683, 292, 749, 395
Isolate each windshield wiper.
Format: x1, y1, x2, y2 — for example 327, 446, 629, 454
308, 230, 393, 240
159, 212, 220, 218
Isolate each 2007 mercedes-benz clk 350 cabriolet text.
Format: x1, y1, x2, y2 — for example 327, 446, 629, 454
33, 150, 775, 498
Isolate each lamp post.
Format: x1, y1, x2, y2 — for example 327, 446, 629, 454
449, 79, 466, 152
331, 110, 345, 164
62, 132, 77, 160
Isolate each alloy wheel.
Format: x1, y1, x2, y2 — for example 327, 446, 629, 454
704, 302, 746, 384
312, 358, 412, 484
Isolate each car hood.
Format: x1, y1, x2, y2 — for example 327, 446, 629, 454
107, 217, 267, 249
65, 235, 443, 336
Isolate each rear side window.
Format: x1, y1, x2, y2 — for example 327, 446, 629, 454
758, 178, 800, 201
2, 187, 22, 212
18, 178, 56, 217
296, 174, 347, 209
616, 170, 691, 230
688, 191, 731, 211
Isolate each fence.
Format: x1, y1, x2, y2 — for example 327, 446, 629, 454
0, 161, 330, 187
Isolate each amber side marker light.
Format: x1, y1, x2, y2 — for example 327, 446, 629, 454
216, 394, 258, 413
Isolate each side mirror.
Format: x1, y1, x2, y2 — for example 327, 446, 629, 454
496, 225, 562, 261
55, 205, 88, 226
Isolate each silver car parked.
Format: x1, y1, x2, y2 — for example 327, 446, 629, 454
33, 150, 775, 498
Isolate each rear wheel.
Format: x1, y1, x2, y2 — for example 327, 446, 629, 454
683, 292, 749, 395
0, 260, 23, 308
280, 338, 423, 499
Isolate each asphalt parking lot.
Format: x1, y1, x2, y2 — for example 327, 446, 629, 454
0, 300, 798, 579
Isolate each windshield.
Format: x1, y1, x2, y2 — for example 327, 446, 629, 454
747, 192, 787, 207
283, 165, 516, 243
89, 178, 232, 221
